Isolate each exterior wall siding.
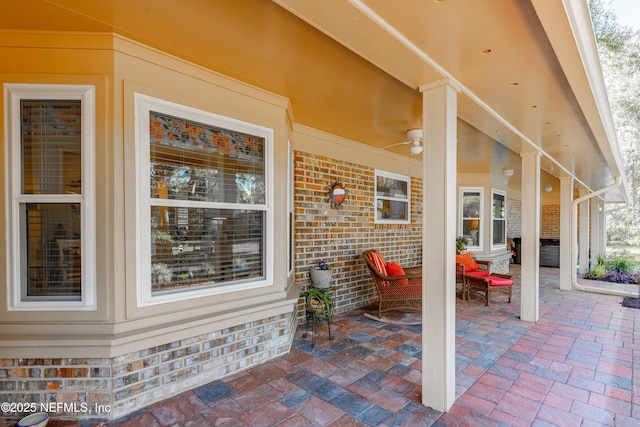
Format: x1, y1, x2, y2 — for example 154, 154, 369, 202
506, 199, 562, 239
507, 197, 522, 238
541, 205, 561, 237
293, 151, 423, 317
0, 312, 295, 420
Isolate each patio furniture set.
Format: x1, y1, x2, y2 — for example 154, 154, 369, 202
302, 249, 514, 347
361, 250, 514, 313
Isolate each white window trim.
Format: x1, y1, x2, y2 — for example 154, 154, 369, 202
134, 93, 274, 307
287, 141, 294, 277
374, 169, 411, 224
459, 187, 483, 251
491, 189, 507, 250
5, 84, 96, 311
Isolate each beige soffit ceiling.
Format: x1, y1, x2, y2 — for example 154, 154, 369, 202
0, 0, 627, 202
274, 0, 628, 203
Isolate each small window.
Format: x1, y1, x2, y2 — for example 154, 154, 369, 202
136, 94, 273, 306
5, 84, 96, 310
460, 188, 483, 249
492, 190, 506, 248
375, 170, 410, 224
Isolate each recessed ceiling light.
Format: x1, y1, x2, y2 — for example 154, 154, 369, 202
481, 49, 492, 54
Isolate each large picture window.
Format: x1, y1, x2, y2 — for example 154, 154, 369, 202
375, 170, 410, 224
5, 84, 96, 310
492, 190, 506, 248
460, 188, 483, 249
136, 94, 272, 305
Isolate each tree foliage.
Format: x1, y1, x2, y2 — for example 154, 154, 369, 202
589, 0, 640, 245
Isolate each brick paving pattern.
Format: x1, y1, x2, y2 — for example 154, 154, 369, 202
2, 266, 638, 426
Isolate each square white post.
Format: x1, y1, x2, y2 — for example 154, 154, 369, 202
520, 150, 540, 322
578, 189, 590, 274
590, 196, 601, 266
559, 176, 573, 290
420, 79, 459, 412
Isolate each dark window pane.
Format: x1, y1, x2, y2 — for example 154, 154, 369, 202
151, 207, 264, 294
462, 219, 480, 246
21, 203, 81, 299
149, 112, 265, 204
493, 193, 505, 219
21, 100, 82, 195
376, 199, 408, 221
462, 192, 480, 218
493, 220, 505, 245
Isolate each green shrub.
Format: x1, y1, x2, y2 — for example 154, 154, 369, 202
586, 264, 607, 279
601, 251, 637, 274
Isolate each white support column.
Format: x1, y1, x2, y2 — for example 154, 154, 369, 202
520, 150, 540, 322
578, 189, 590, 274
590, 196, 601, 267
598, 199, 606, 255
559, 176, 573, 290
420, 79, 459, 412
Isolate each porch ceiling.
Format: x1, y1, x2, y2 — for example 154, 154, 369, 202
1, 0, 627, 202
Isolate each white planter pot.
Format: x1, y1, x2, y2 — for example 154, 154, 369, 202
310, 267, 332, 289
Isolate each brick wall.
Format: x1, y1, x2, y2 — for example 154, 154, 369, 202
507, 197, 522, 238
541, 205, 560, 237
506, 200, 562, 239
0, 311, 295, 421
294, 151, 423, 316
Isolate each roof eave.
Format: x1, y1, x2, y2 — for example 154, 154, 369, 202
531, 0, 628, 202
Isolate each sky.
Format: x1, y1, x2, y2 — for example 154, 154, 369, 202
609, 0, 640, 31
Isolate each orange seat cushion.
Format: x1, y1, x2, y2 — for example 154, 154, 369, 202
369, 251, 387, 276
465, 269, 489, 278
456, 252, 479, 271
386, 262, 408, 286
487, 276, 513, 286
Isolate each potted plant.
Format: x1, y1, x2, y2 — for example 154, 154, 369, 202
310, 260, 333, 288
303, 287, 334, 318
456, 236, 468, 254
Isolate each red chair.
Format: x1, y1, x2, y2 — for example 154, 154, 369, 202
465, 273, 514, 305
455, 253, 491, 300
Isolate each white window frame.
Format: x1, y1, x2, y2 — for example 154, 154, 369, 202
491, 189, 507, 250
459, 187, 483, 251
374, 170, 411, 224
287, 141, 294, 277
135, 93, 274, 307
5, 84, 96, 311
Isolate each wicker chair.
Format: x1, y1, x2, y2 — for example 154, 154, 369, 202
361, 250, 422, 317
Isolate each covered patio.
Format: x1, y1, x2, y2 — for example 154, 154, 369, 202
0, 0, 632, 423
6, 266, 635, 426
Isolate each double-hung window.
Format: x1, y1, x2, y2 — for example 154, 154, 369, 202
492, 190, 506, 248
136, 94, 273, 305
375, 170, 410, 224
5, 84, 96, 310
460, 188, 483, 250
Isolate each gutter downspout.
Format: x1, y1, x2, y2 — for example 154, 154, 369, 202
571, 176, 635, 297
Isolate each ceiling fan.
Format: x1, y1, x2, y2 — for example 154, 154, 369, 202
382, 129, 423, 155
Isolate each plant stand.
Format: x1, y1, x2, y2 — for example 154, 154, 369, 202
302, 289, 334, 348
